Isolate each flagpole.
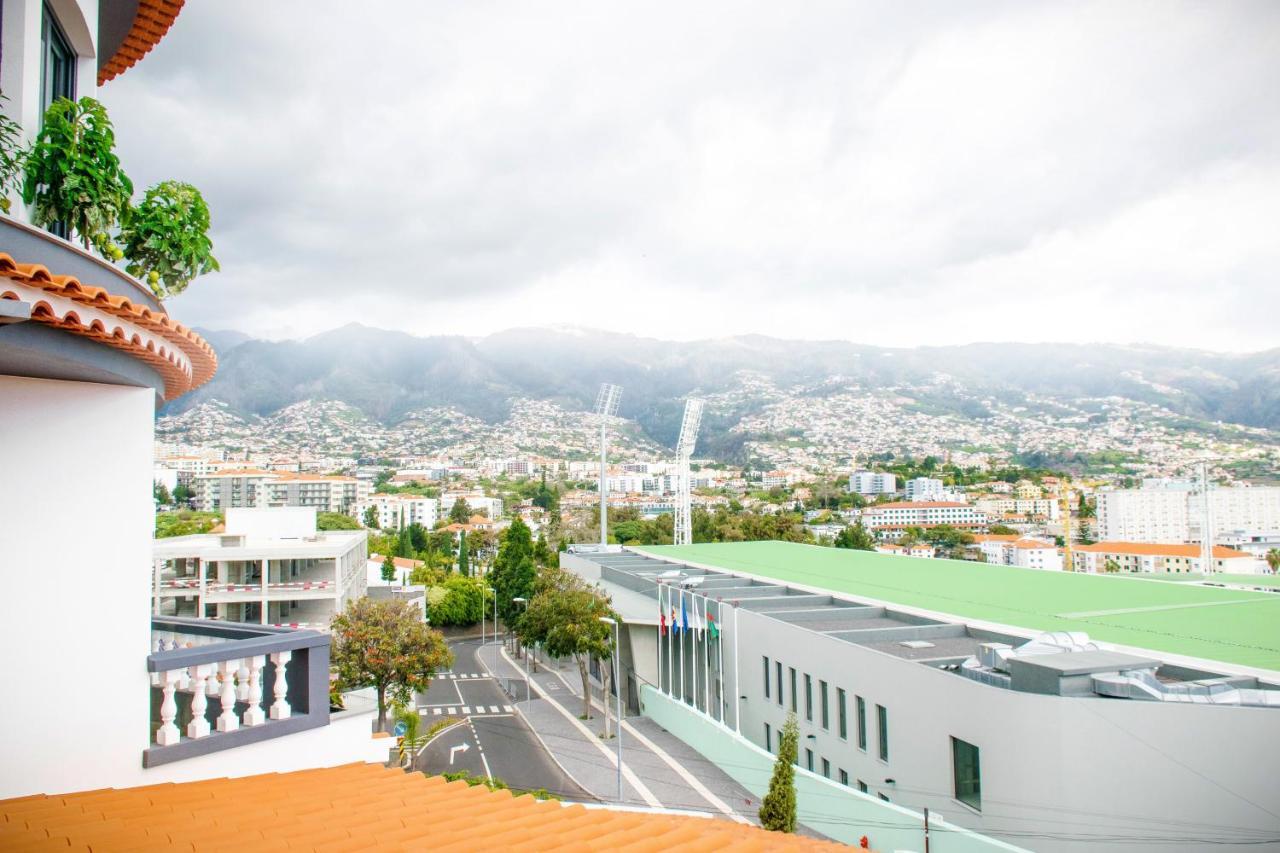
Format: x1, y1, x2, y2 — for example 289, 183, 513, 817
718, 600, 726, 724
658, 581, 665, 694
667, 584, 673, 699
702, 593, 711, 716
679, 587, 685, 704
732, 602, 741, 734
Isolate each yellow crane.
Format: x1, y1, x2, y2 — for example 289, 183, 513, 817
1061, 479, 1074, 571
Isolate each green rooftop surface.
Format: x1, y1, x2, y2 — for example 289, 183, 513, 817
634, 542, 1280, 673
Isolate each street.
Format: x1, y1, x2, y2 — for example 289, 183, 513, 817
417, 638, 592, 800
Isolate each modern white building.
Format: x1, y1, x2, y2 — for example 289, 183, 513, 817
979, 537, 1063, 570
848, 470, 897, 496
860, 501, 988, 537
904, 477, 957, 501
358, 493, 439, 529
1096, 483, 1280, 543
153, 508, 368, 628
974, 496, 1061, 521
440, 492, 503, 519
194, 469, 363, 514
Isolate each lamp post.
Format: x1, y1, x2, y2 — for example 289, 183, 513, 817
513, 596, 530, 704
599, 615, 622, 802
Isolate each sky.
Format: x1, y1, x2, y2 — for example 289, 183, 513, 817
102, 1, 1280, 351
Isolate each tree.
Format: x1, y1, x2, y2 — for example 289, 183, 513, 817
117, 180, 219, 298
153, 482, 172, 506
330, 598, 453, 731
449, 498, 472, 524
317, 512, 360, 531
1267, 549, 1280, 574
457, 531, 470, 577
988, 523, 1019, 535
1104, 558, 1121, 574
407, 523, 429, 553
396, 525, 414, 559
833, 521, 875, 551
427, 575, 487, 626
381, 553, 397, 583
172, 483, 192, 505
490, 518, 536, 624
533, 532, 553, 567
759, 713, 798, 832
363, 506, 379, 529
517, 567, 616, 724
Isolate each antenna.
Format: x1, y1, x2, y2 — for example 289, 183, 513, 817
673, 398, 704, 546
595, 383, 623, 547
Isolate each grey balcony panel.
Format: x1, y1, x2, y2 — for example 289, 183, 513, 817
827, 623, 968, 645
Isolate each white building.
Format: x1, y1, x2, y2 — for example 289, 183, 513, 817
848, 471, 897, 495
974, 495, 1061, 521
359, 493, 439, 530
904, 477, 961, 502
860, 501, 988, 538
1072, 541, 1260, 574
193, 469, 363, 515
980, 537, 1063, 570
440, 492, 503, 519
1096, 484, 1280, 543
153, 508, 368, 628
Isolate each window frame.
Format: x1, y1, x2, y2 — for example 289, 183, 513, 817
789, 667, 797, 713
951, 736, 982, 812
776, 661, 783, 706
805, 748, 814, 772
856, 695, 867, 750
764, 722, 771, 753
876, 704, 889, 762
40, 2, 77, 118
763, 656, 770, 699
837, 688, 848, 739
820, 680, 829, 730
804, 674, 813, 721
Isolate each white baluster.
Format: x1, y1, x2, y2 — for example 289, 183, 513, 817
236, 661, 251, 702
187, 664, 211, 738
205, 665, 222, 698
156, 670, 182, 746
216, 659, 240, 732
243, 655, 266, 726
269, 650, 292, 720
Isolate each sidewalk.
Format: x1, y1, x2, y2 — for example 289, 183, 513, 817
478, 642, 758, 823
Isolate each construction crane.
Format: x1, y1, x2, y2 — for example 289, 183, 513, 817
594, 383, 623, 547
1060, 478, 1074, 571
673, 398, 704, 546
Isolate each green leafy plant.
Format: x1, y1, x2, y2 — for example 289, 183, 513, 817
22, 97, 133, 247
759, 712, 798, 832
0, 94, 25, 214
119, 179, 219, 298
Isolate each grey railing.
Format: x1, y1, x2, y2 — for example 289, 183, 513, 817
144, 617, 330, 768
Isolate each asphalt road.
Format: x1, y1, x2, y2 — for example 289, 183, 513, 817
417, 638, 592, 800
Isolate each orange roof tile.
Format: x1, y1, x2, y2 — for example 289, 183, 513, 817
0, 764, 846, 852
1075, 542, 1250, 559
99, 0, 186, 85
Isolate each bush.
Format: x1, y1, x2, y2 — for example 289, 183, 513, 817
427, 575, 486, 626
118, 180, 219, 298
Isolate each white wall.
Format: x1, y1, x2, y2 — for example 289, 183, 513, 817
226, 506, 317, 539
0, 376, 155, 798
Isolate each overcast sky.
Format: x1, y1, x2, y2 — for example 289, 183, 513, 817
102, 1, 1279, 351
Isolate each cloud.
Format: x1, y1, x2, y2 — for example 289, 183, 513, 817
101, 0, 1280, 350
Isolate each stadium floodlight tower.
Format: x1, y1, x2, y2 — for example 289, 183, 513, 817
673, 397, 704, 546
595, 383, 623, 547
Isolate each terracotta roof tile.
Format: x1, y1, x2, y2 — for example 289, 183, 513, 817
0, 764, 846, 851
99, 0, 186, 85
1075, 541, 1250, 559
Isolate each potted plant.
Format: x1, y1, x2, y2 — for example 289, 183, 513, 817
118, 179, 219, 298
21, 97, 133, 248
0, 93, 25, 214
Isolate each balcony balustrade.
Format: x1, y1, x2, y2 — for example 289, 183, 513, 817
145, 617, 330, 767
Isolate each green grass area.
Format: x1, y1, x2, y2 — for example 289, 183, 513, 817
634, 542, 1280, 673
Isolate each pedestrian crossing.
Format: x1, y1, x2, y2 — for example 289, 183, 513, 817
420, 704, 514, 717
433, 672, 490, 680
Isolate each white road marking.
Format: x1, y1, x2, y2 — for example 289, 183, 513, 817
503, 705, 513, 712
432, 708, 442, 716
1059, 598, 1267, 618
447, 707, 457, 715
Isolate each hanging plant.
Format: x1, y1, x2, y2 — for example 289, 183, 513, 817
21, 97, 133, 247
119, 180, 220, 298
0, 93, 25, 214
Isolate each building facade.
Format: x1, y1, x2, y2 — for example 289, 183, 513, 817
1096, 484, 1280, 543
1071, 541, 1259, 574
848, 470, 897, 495
358, 493, 439, 529
860, 501, 988, 537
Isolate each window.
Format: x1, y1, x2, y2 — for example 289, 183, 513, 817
839, 769, 849, 786
821, 758, 830, 779
877, 704, 889, 762
878, 793, 890, 803
776, 662, 783, 706
763, 657, 770, 699
805, 749, 814, 772
804, 674, 813, 720
820, 680, 829, 730
837, 688, 848, 739
856, 695, 867, 750
764, 723, 771, 753
789, 667, 797, 712
952, 737, 982, 811
857, 780, 868, 793
41, 4, 76, 119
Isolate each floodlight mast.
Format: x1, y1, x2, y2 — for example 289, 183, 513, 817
673, 398, 704, 546
595, 383, 623, 547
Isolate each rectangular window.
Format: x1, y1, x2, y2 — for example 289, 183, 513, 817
763, 657, 770, 699
804, 674, 813, 721
839, 769, 849, 786
41, 4, 76, 118
789, 667, 797, 713
857, 780, 868, 793
822, 758, 830, 779
877, 704, 889, 762
820, 680, 829, 730
764, 723, 771, 753
805, 749, 814, 772
952, 737, 982, 811
878, 793, 890, 803
837, 688, 848, 739
776, 662, 783, 706
856, 695, 867, 750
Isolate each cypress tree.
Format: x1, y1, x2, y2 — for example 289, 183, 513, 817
759, 713, 798, 832
380, 552, 396, 583
457, 531, 470, 577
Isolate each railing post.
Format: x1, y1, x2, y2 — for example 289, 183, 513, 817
156, 670, 182, 746
187, 664, 211, 739
236, 660, 251, 702
243, 655, 266, 726
216, 659, 241, 732
269, 650, 292, 720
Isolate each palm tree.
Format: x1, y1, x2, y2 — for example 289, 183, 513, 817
1266, 549, 1280, 575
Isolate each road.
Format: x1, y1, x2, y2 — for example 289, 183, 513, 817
417, 638, 592, 800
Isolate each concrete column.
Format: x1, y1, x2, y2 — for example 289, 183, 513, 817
260, 558, 268, 625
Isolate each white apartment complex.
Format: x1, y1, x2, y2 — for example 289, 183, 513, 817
1096, 484, 1280, 543
359, 493, 439, 529
979, 537, 1064, 570
974, 496, 1061, 521
903, 477, 962, 502
440, 492, 503, 519
194, 469, 367, 514
860, 501, 988, 537
1072, 541, 1260, 574
847, 470, 897, 495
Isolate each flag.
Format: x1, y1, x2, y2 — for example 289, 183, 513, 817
708, 611, 720, 640
671, 606, 679, 634
681, 595, 689, 634
659, 609, 667, 636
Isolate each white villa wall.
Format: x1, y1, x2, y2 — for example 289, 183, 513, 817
226, 506, 317, 539
0, 376, 155, 799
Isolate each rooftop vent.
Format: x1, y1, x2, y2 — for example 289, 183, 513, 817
900, 640, 935, 649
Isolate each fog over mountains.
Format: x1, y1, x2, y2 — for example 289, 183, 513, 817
173, 326, 1280, 457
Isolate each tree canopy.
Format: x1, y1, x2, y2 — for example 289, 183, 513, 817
490, 518, 537, 624
833, 521, 875, 550
317, 512, 361, 531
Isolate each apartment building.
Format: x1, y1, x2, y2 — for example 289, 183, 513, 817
979, 537, 1063, 570
1071, 541, 1259, 574
440, 492, 504, 519
860, 501, 987, 538
153, 508, 368, 628
194, 469, 363, 514
847, 470, 897, 495
904, 477, 950, 501
974, 495, 1061, 521
1096, 483, 1280, 542
358, 493, 439, 529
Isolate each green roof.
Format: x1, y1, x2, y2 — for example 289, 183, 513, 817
634, 542, 1280, 673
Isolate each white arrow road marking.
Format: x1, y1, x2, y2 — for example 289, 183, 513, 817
449, 742, 470, 765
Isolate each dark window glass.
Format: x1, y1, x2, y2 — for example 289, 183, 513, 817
805, 749, 814, 772
878, 793, 890, 803
877, 704, 889, 761
776, 662, 783, 706
856, 695, 867, 750
952, 737, 981, 811
820, 680, 829, 729
789, 667, 797, 712
838, 688, 848, 739
839, 769, 849, 786
821, 758, 830, 778
764, 722, 771, 753
763, 657, 770, 699
857, 780, 869, 793
804, 674, 813, 720
41, 4, 76, 117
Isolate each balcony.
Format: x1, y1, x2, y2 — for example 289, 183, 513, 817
146, 617, 331, 768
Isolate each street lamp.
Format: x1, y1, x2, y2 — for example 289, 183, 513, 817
599, 615, 623, 802
513, 597, 530, 704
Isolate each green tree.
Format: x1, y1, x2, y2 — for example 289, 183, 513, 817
457, 531, 470, 577
833, 521, 875, 551
988, 523, 1019, 535
1104, 558, 1121, 574
397, 525, 414, 559
363, 505, 379, 529
407, 522, 429, 553
317, 512, 360, 531
449, 498, 472, 524
759, 713, 798, 832
427, 575, 487, 626
330, 598, 453, 731
381, 553, 397, 583
155, 510, 221, 538
22, 97, 133, 249
117, 180, 219, 297
517, 567, 616, 724
490, 518, 536, 624
153, 481, 172, 505
172, 483, 192, 505
533, 531, 553, 567
1266, 549, 1280, 574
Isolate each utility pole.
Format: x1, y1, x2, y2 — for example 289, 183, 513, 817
924, 807, 931, 853
599, 616, 623, 802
